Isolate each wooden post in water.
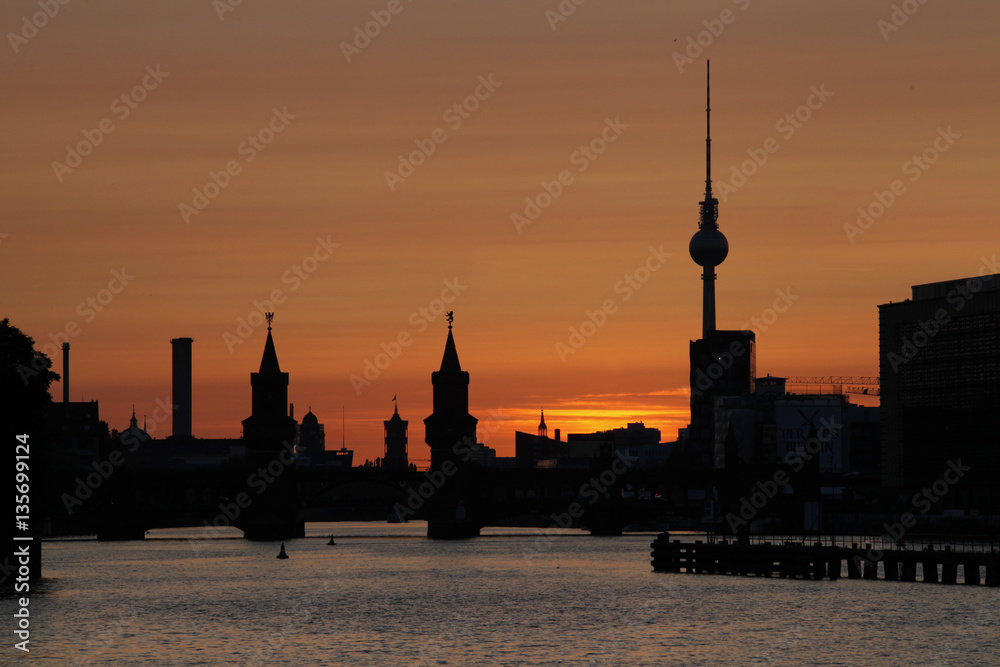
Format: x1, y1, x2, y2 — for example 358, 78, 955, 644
847, 549, 862, 579
922, 546, 939, 583
941, 547, 958, 585
883, 552, 899, 581
863, 557, 879, 580
986, 553, 999, 587
812, 543, 824, 580
901, 556, 918, 582
827, 551, 841, 581
963, 561, 981, 586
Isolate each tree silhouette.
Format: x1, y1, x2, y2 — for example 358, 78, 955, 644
2, 318, 59, 588
1, 318, 59, 436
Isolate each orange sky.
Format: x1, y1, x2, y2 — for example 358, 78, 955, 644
3, 0, 997, 463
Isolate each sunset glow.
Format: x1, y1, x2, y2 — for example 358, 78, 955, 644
3, 0, 995, 463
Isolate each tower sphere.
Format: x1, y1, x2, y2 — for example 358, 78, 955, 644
689, 227, 729, 267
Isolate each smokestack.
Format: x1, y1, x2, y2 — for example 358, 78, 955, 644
171, 337, 193, 438
62, 342, 70, 403
555, 428, 561, 442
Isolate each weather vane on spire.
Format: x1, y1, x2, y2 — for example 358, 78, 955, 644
266, 312, 274, 330
446, 311, 454, 329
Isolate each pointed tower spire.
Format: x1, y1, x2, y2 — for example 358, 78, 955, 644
130, 404, 138, 429
538, 409, 547, 438
425, 315, 477, 470
439, 327, 463, 374
242, 312, 295, 451
689, 60, 729, 338
259, 313, 282, 375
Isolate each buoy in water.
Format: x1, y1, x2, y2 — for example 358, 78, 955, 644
277, 543, 289, 559
327, 535, 336, 546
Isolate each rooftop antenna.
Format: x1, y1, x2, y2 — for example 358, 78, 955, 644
342, 406, 346, 448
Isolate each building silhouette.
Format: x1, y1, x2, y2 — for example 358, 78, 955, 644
383, 402, 409, 471
685, 62, 756, 470
297, 408, 325, 458
880, 273, 1000, 511
515, 412, 563, 468
170, 337, 193, 438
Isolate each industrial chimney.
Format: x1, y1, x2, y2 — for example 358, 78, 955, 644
62, 342, 70, 403
171, 337, 193, 438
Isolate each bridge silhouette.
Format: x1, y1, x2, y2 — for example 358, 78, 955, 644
93, 457, 684, 541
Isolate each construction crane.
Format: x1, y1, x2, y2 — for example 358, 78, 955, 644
783, 376, 879, 397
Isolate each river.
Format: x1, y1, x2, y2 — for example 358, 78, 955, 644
3, 523, 997, 666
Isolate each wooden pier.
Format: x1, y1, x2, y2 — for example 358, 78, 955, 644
650, 533, 1000, 586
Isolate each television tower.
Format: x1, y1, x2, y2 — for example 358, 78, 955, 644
688, 60, 729, 339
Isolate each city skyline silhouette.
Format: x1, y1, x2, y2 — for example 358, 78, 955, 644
2, 1, 995, 467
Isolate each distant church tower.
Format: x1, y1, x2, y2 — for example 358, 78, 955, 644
242, 313, 297, 453
383, 401, 409, 471
686, 62, 755, 469
538, 409, 547, 438
298, 407, 325, 459
424, 313, 478, 470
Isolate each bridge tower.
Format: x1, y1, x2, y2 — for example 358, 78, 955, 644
239, 313, 302, 540
241, 314, 297, 454
424, 314, 481, 538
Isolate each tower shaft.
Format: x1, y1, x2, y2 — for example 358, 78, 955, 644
702, 267, 716, 339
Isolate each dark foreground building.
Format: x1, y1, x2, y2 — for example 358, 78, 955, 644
879, 272, 1000, 512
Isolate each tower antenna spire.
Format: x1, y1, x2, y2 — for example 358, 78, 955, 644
706, 59, 712, 199
699, 60, 718, 231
